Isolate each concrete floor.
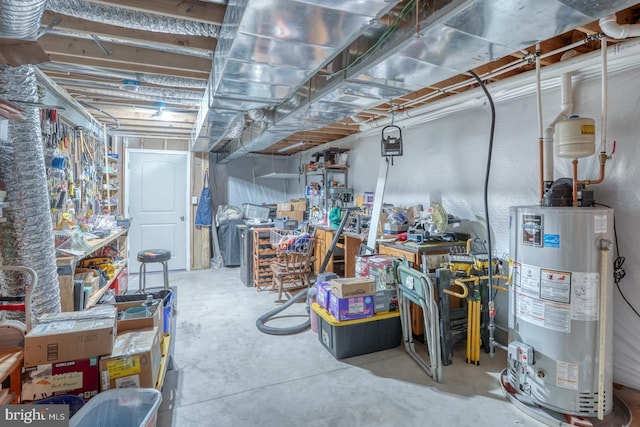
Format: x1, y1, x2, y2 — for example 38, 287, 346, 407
133, 267, 638, 427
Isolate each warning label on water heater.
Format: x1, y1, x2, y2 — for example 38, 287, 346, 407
570, 272, 599, 321
514, 262, 571, 332
557, 360, 579, 390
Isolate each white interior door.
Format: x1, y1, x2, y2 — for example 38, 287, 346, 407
126, 150, 189, 273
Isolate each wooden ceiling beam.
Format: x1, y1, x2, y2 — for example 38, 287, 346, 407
42, 11, 216, 53
90, 0, 226, 25
39, 34, 211, 73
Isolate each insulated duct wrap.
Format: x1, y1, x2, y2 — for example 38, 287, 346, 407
224, 114, 246, 139
69, 87, 201, 106
0, 0, 47, 40
0, 65, 61, 321
46, 0, 222, 38
136, 74, 208, 90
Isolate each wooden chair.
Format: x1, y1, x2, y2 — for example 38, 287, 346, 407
269, 232, 314, 302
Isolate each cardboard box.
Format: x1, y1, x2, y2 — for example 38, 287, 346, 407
315, 282, 331, 310
277, 210, 304, 221
22, 357, 100, 402
25, 306, 117, 367
57, 275, 75, 313
277, 202, 292, 211
114, 299, 163, 334
374, 289, 398, 313
329, 277, 375, 298
368, 255, 398, 290
75, 268, 99, 296
329, 293, 374, 321
99, 328, 161, 390
291, 200, 306, 211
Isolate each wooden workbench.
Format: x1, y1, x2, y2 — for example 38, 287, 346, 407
0, 348, 23, 404
56, 228, 128, 311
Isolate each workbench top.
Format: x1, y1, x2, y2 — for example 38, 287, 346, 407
378, 240, 466, 254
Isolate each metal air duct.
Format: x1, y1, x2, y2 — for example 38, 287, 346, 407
46, 0, 222, 38
0, 65, 61, 321
38, 62, 208, 90
0, 0, 47, 40
191, 0, 401, 152
221, 0, 636, 160
66, 87, 201, 107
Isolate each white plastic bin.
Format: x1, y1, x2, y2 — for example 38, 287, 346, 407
70, 388, 162, 427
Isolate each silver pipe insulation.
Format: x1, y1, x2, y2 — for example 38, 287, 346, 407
66, 87, 201, 106
224, 114, 246, 139
46, 0, 222, 38
45, 28, 213, 59
53, 77, 203, 100
0, 0, 47, 40
0, 65, 61, 321
136, 74, 207, 90
38, 62, 207, 89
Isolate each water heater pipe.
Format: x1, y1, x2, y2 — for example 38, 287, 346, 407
572, 39, 610, 204
535, 45, 544, 201
600, 14, 640, 39
542, 51, 577, 198
601, 37, 608, 153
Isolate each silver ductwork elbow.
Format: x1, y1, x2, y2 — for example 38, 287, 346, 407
0, 0, 47, 40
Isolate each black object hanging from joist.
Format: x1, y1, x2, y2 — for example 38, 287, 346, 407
381, 124, 403, 157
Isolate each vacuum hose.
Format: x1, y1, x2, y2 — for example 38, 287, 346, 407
256, 209, 356, 335
255, 287, 311, 335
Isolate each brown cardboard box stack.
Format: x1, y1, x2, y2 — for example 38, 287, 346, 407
99, 327, 161, 390
23, 305, 117, 401
23, 299, 165, 400
276, 198, 306, 222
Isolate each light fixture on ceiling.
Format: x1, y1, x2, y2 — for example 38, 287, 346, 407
277, 141, 305, 153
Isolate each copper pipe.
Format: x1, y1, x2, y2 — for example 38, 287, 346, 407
578, 152, 608, 185
539, 138, 545, 201
572, 159, 579, 206
414, 0, 419, 34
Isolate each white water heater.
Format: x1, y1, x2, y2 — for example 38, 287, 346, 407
508, 206, 613, 416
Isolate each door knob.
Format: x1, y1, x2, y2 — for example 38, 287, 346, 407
180, 216, 184, 221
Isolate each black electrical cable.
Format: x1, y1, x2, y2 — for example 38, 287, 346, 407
594, 203, 638, 319
468, 70, 496, 295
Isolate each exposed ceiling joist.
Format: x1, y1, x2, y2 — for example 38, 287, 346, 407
41, 11, 216, 53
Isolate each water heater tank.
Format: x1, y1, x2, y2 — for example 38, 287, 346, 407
508, 206, 613, 416
555, 115, 596, 159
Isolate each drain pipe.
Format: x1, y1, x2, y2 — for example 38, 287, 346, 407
0, 65, 61, 321
600, 14, 640, 39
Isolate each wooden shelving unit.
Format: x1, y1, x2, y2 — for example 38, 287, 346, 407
0, 348, 23, 404
56, 229, 128, 311
252, 228, 277, 289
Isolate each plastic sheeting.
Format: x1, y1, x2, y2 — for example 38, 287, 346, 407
0, 65, 61, 321
281, 65, 640, 389
211, 155, 298, 211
